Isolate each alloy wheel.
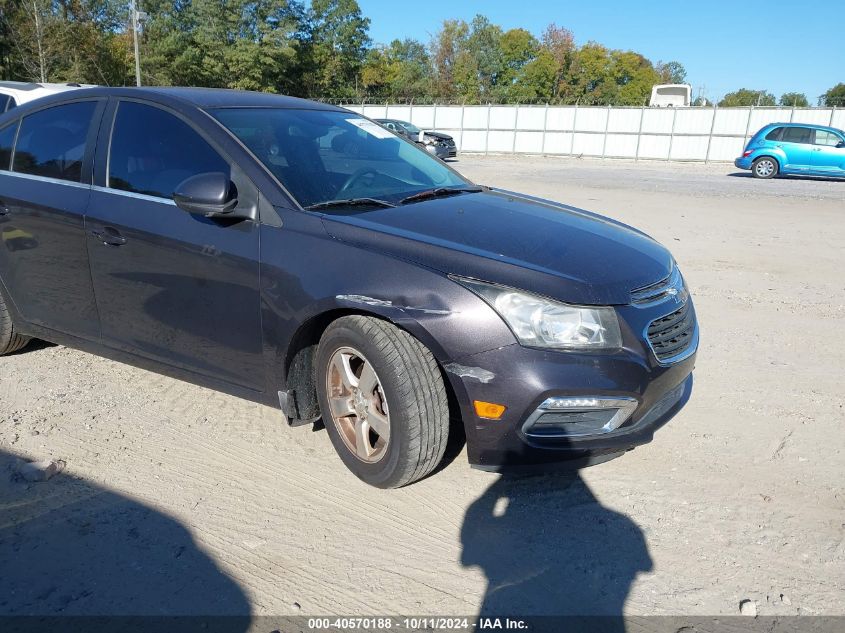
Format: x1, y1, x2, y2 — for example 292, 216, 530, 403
755, 159, 775, 177
325, 346, 391, 463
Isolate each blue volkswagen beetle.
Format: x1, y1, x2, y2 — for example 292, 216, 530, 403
735, 123, 845, 178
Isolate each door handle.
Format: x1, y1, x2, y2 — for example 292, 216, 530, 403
90, 226, 127, 246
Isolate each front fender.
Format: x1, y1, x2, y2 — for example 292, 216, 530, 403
258, 210, 515, 387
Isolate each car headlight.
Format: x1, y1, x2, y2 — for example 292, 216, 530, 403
454, 277, 622, 350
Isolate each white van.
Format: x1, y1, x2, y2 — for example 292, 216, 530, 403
0, 81, 95, 113
649, 84, 692, 107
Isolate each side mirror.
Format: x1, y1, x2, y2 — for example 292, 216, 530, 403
837, 141, 845, 149
173, 172, 241, 218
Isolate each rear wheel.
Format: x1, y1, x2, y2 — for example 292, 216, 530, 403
0, 290, 30, 355
316, 315, 449, 488
752, 156, 778, 179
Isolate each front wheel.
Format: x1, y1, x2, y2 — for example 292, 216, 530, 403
316, 316, 449, 488
752, 156, 778, 179
0, 289, 29, 355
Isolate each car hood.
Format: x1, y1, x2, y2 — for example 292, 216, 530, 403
319, 189, 673, 305
423, 131, 453, 141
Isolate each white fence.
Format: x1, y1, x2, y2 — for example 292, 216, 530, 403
343, 104, 844, 162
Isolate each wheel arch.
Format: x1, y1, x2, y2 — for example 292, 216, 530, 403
279, 307, 463, 437
752, 152, 783, 169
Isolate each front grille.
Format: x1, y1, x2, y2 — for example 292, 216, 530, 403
647, 301, 696, 362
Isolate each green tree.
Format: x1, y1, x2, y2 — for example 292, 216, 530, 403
1, 0, 133, 85
513, 49, 557, 101
655, 60, 686, 84
822, 83, 845, 106
302, 0, 370, 98
430, 18, 469, 100
565, 42, 614, 103
611, 50, 660, 105
361, 38, 432, 99
539, 23, 573, 99
779, 92, 808, 107
495, 28, 539, 101
465, 14, 503, 100
719, 89, 776, 107
141, 0, 306, 93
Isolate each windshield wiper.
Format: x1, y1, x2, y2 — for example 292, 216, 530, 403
304, 197, 396, 211
400, 186, 487, 205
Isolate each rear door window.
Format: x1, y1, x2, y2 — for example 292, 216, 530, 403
780, 127, 812, 144
108, 101, 229, 199
0, 122, 17, 170
813, 130, 842, 146
12, 101, 97, 182
0, 95, 9, 112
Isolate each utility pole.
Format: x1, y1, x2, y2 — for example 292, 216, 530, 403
130, 0, 146, 86
696, 84, 707, 106
32, 1, 47, 83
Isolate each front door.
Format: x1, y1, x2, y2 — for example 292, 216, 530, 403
0, 100, 103, 340
810, 129, 845, 175
85, 100, 263, 390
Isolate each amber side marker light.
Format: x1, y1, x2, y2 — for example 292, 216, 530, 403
474, 400, 507, 420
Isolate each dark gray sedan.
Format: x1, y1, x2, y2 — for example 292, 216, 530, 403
0, 87, 697, 487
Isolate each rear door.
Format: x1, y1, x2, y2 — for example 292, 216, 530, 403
810, 129, 845, 175
778, 126, 814, 171
85, 98, 264, 390
0, 99, 104, 339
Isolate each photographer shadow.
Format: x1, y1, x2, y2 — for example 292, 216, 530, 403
461, 471, 651, 631
0, 448, 250, 624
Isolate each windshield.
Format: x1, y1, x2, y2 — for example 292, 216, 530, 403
398, 121, 421, 134
212, 108, 468, 208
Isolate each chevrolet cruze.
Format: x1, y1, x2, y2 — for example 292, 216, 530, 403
0, 88, 698, 487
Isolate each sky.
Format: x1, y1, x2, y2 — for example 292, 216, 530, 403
356, 0, 845, 104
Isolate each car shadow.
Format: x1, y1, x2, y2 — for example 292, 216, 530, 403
7, 338, 56, 355
461, 470, 651, 630
727, 171, 844, 182
0, 448, 251, 622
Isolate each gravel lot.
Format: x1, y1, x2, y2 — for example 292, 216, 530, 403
1, 156, 843, 619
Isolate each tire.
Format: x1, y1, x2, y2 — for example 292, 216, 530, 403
752, 156, 778, 179
0, 289, 30, 355
316, 315, 449, 488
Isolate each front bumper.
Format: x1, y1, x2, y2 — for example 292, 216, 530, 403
422, 143, 457, 160
444, 302, 698, 470
734, 156, 752, 169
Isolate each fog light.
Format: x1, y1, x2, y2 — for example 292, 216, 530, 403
474, 400, 507, 420
522, 396, 637, 438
